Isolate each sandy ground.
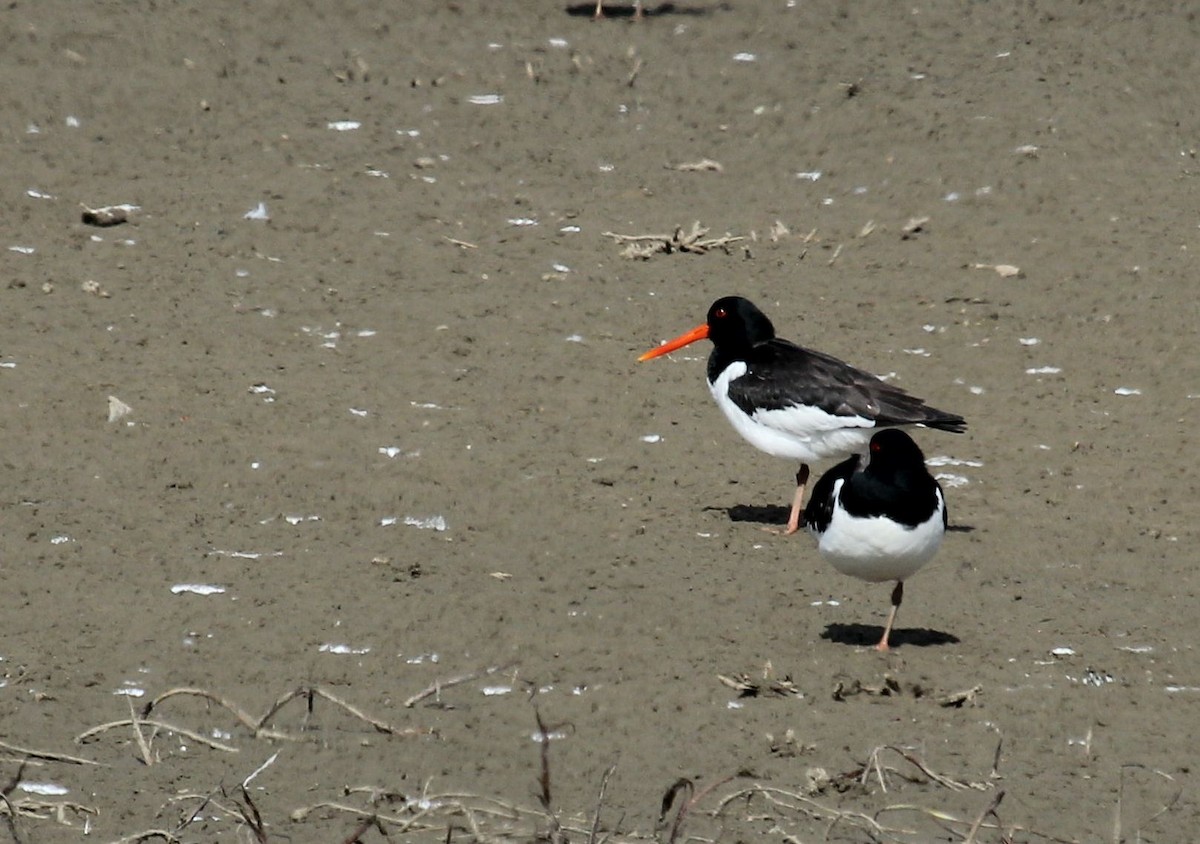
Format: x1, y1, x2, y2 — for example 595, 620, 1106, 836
1, 1, 1198, 841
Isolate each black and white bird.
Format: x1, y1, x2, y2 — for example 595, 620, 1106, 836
803, 428, 947, 651
638, 296, 965, 534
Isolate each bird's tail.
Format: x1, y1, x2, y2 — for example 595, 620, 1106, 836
925, 414, 967, 434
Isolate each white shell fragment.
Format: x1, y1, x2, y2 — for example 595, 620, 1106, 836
971, 262, 1021, 277
327, 120, 361, 131
244, 202, 270, 221
468, 94, 503, 105
18, 782, 69, 796
404, 515, 447, 531
171, 583, 227, 596
926, 456, 984, 468
319, 643, 371, 655
107, 395, 133, 423
1113, 387, 1141, 396
284, 514, 321, 525
531, 728, 570, 743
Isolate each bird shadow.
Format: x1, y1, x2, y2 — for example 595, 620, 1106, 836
713, 503, 790, 528
564, 2, 725, 18
821, 623, 960, 649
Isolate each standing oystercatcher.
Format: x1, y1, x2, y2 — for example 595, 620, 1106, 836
803, 429, 947, 651
638, 296, 965, 534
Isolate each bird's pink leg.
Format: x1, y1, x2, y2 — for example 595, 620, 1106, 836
875, 581, 904, 651
782, 463, 811, 535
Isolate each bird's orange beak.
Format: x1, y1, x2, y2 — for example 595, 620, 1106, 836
638, 323, 709, 361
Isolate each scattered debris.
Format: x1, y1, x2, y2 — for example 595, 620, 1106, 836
901, 216, 930, 239
81, 203, 136, 226
717, 673, 803, 699
765, 728, 815, 758
81, 279, 111, 298
602, 221, 745, 259
939, 684, 983, 708
832, 674, 930, 701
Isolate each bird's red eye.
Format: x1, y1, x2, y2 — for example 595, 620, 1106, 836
714, 307, 728, 319
870, 441, 881, 453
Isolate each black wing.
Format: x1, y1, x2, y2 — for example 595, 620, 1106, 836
719, 338, 966, 432
802, 452, 861, 534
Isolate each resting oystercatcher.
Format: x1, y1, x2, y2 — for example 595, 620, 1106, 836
803, 429, 946, 651
638, 296, 965, 534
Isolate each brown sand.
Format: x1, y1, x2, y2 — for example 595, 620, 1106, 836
1, 2, 1197, 841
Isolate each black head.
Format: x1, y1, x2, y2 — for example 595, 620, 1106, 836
865, 429, 931, 479
706, 296, 777, 350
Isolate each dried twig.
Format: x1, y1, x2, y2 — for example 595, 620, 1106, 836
535, 708, 572, 844
0, 739, 99, 767
1114, 763, 1181, 843
404, 662, 516, 708
107, 830, 183, 843
963, 789, 1005, 844
658, 773, 741, 844
866, 745, 990, 793
588, 763, 618, 844
127, 695, 157, 766
75, 718, 239, 753
141, 687, 259, 731
138, 684, 429, 742
0, 760, 27, 844
231, 785, 268, 844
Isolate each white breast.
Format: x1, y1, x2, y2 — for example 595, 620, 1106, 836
812, 480, 945, 583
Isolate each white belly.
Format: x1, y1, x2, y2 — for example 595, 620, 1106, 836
814, 483, 945, 583
710, 362, 876, 463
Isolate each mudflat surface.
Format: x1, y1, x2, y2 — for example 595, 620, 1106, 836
1, 2, 1197, 841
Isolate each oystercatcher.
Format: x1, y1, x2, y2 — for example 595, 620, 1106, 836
638, 296, 965, 534
803, 429, 946, 651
